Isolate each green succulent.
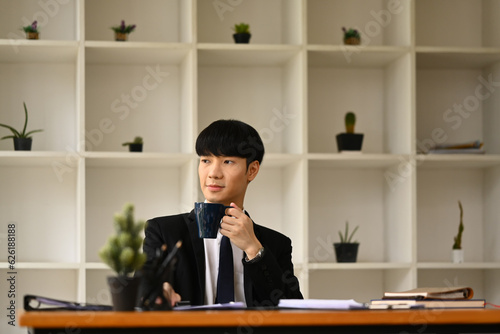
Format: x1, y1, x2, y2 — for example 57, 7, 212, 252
452, 201, 464, 250
122, 136, 143, 146
99, 203, 146, 276
345, 112, 356, 133
0, 102, 43, 140
338, 221, 359, 244
233, 23, 250, 34
342, 27, 360, 39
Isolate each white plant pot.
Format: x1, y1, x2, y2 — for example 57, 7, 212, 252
452, 249, 464, 263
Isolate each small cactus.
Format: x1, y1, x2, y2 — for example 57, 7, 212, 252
345, 112, 356, 133
99, 203, 146, 276
452, 201, 464, 250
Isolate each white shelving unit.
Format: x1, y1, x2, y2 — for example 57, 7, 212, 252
1, 1, 500, 332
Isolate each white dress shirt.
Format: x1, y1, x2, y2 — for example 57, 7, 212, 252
204, 230, 246, 305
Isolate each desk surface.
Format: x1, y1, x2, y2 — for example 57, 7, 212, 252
19, 308, 500, 329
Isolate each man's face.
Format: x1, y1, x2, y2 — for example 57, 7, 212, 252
198, 155, 259, 207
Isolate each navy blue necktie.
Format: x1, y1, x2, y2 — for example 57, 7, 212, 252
216, 235, 234, 303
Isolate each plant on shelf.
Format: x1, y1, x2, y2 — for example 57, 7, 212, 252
22, 20, 39, 40
122, 136, 144, 152
342, 27, 360, 45
232, 22, 251, 44
0, 102, 43, 151
336, 111, 364, 152
99, 203, 146, 310
111, 20, 136, 41
452, 200, 464, 263
333, 221, 360, 263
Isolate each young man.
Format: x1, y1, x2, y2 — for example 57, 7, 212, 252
142, 119, 302, 307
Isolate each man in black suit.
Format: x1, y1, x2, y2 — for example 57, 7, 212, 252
142, 119, 302, 307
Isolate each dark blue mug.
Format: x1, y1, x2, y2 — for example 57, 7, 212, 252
194, 202, 231, 238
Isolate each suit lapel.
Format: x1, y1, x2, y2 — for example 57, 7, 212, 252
186, 210, 206, 301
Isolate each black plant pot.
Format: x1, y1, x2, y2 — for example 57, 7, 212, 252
128, 144, 143, 152
13, 137, 32, 151
233, 33, 251, 44
333, 243, 359, 263
336, 133, 364, 152
107, 276, 141, 311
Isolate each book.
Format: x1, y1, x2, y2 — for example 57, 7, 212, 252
370, 299, 485, 309
383, 286, 474, 300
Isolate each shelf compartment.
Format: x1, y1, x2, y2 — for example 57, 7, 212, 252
308, 46, 409, 68
0, 163, 78, 263
85, 159, 196, 262
417, 47, 500, 69
416, 0, 500, 48
197, 44, 300, 66
196, 0, 302, 45
417, 166, 500, 263
84, 152, 195, 168
85, 42, 191, 65
416, 62, 500, 155
308, 52, 411, 154
198, 51, 304, 154
0, 0, 78, 41
308, 153, 407, 169
85, 50, 194, 153
0, 41, 78, 63
0, 62, 77, 152
308, 163, 412, 264
85, 0, 192, 43
308, 268, 413, 303
307, 0, 411, 47
415, 154, 500, 169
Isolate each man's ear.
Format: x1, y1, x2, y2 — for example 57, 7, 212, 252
246, 161, 260, 183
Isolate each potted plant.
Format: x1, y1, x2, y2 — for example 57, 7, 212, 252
98, 203, 146, 311
342, 27, 360, 45
0, 102, 43, 151
333, 221, 360, 263
232, 23, 251, 44
452, 200, 464, 263
122, 136, 143, 152
111, 20, 136, 41
22, 20, 39, 40
336, 111, 364, 152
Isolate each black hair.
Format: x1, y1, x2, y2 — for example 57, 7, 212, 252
196, 119, 265, 168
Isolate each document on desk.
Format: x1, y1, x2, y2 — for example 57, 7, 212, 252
278, 299, 366, 310
174, 302, 246, 311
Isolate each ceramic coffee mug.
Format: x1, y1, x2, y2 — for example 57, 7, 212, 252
194, 202, 231, 238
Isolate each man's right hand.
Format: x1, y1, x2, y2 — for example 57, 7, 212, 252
156, 282, 181, 307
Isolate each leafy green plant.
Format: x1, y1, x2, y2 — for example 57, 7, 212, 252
122, 136, 143, 146
342, 27, 360, 40
452, 200, 464, 250
111, 20, 136, 34
99, 203, 146, 276
22, 21, 39, 33
0, 102, 43, 140
233, 23, 250, 34
345, 111, 356, 133
338, 221, 359, 244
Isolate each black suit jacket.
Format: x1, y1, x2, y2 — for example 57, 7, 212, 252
142, 210, 303, 307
